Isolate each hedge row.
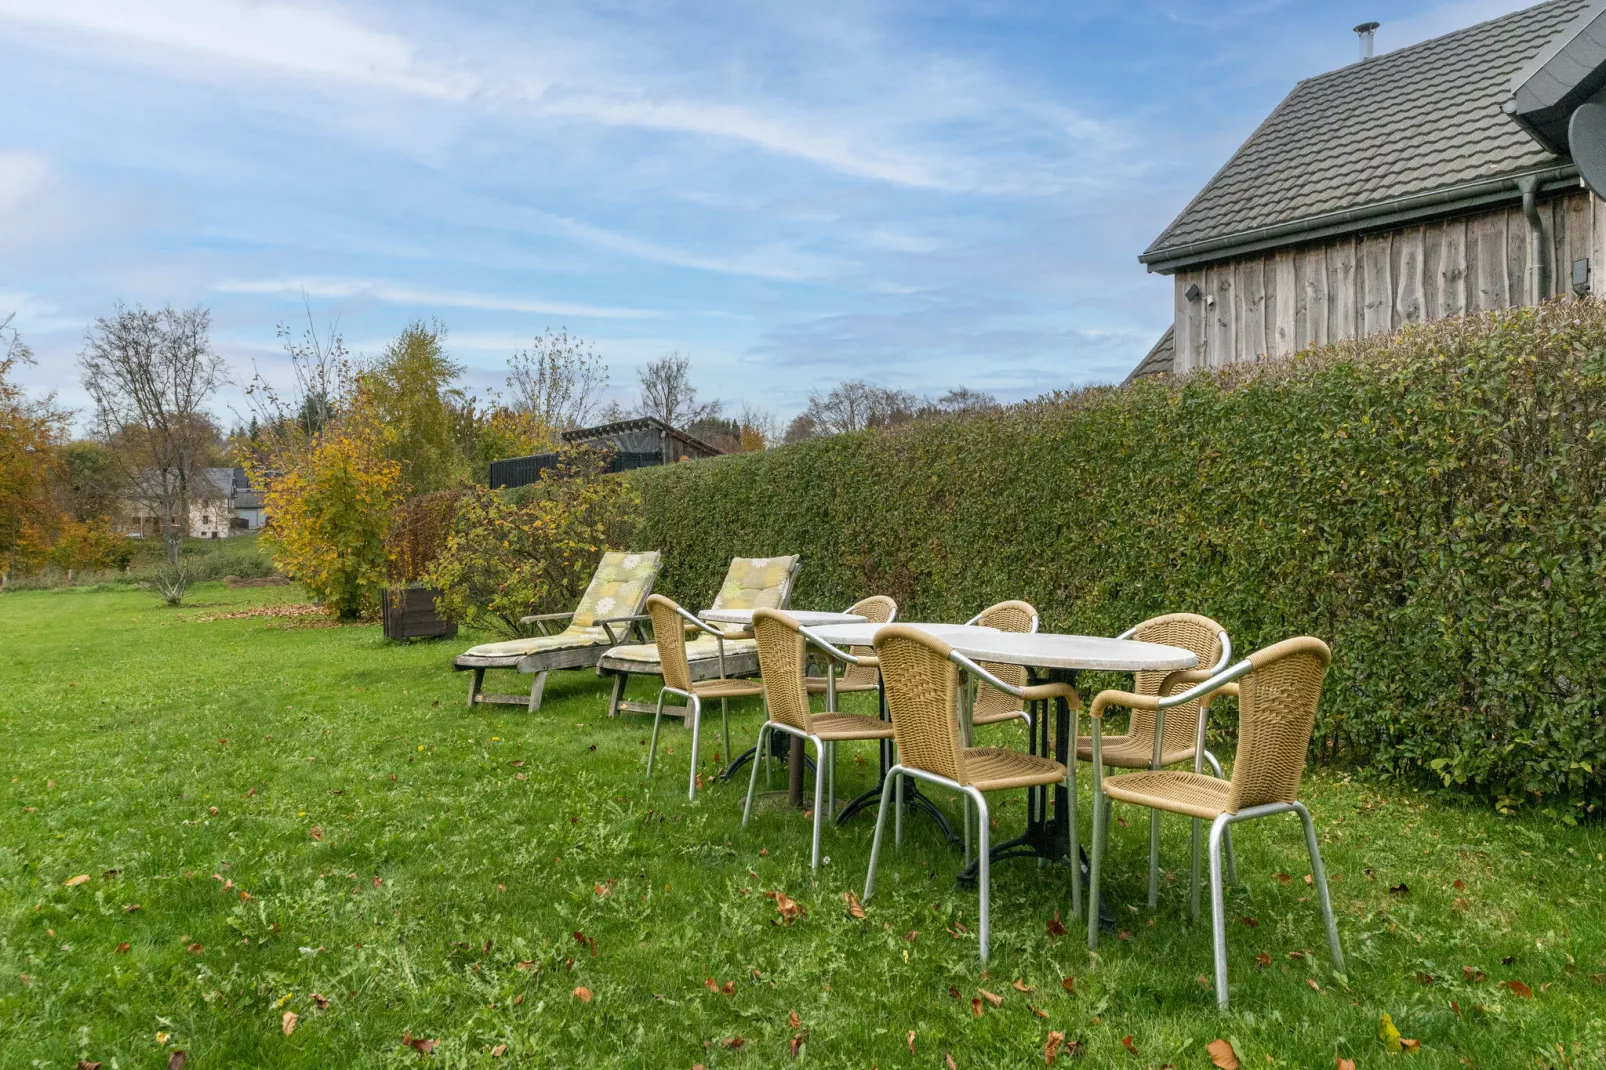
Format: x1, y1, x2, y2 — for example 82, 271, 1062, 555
628, 303, 1606, 814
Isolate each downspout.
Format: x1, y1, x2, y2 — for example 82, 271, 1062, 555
1517, 175, 1547, 305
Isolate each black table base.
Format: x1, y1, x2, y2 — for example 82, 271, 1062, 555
956, 668, 1076, 888
719, 731, 814, 782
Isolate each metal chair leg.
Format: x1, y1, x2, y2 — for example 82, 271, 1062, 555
810, 737, 826, 872
864, 769, 899, 901
646, 689, 667, 778
1067, 757, 1082, 918
721, 697, 731, 764
972, 789, 991, 963
963, 795, 972, 868
1087, 784, 1106, 951
825, 742, 835, 822
742, 723, 769, 827
686, 695, 703, 801
1208, 815, 1231, 1010
1295, 802, 1346, 976
894, 765, 904, 847
1189, 817, 1202, 923
1203, 751, 1239, 886
1147, 809, 1161, 909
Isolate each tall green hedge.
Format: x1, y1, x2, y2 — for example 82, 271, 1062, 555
629, 303, 1606, 815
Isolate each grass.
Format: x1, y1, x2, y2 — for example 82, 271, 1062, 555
5, 534, 277, 592
2, 583, 1604, 1069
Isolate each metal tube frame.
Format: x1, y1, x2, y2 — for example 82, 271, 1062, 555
741, 720, 830, 871
865, 764, 993, 962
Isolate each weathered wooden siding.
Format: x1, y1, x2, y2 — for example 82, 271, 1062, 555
1170, 187, 1606, 372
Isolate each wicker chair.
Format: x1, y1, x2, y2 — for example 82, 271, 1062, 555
1074, 613, 1235, 908
643, 595, 764, 800
741, 609, 895, 871
864, 624, 1072, 962
1085, 637, 1345, 1010
804, 595, 897, 697
964, 600, 1039, 733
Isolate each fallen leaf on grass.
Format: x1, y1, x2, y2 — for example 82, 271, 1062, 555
788, 1009, 801, 1029
490, 1044, 507, 1057
186, 943, 204, 955
282, 1011, 298, 1036
1414, 971, 1435, 985
843, 891, 866, 919
1255, 952, 1271, 970
1046, 1031, 1065, 1065
74, 1062, 100, 1069
593, 883, 610, 898
1400, 1039, 1421, 1052
1060, 976, 1076, 994
1276, 873, 1292, 884
905, 930, 920, 942
63, 874, 89, 887
1012, 978, 1033, 992
1499, 979, 1533, 999
311, 993, 329, 1011
572, 986, 593, 1003
1121, 1035, 1139, 1057
1378, 1012, 1402, 1053
124, 904, 141, 913
1389, 882, 1409, 897
1240, 916, 1260, 928
1207, 1038, 1241, 1069
1307, 979, 1322, 992
1046, 912, 1068, 937
907, 1030, 916, 1054
515, 960, 537, 971
308, 826, 323, 841
722, 1036, 744, 1050
1452, 879, 1466, 890
166, 1053, 186, 1070
402, 1031, 436, 1054
1462, 966, 1486, 982
1336, 1059, 1355, 1070
1028, 1003, 1049, 1019
971, 998, 983, 1017
114, 942, 130, 955
765, 891, 805, 924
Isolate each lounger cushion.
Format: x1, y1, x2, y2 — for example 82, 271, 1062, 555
462, 632, 607, 659
605, 636, 758, 663
706, 555, 799, 636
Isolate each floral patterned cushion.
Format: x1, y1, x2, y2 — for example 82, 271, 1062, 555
464, 632, 608, 658
604, 636, 759, 664
462, 551, 660, 659
708, 555, 799, 635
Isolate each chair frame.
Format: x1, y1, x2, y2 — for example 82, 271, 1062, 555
454, 554, 660, 711
1085, 648, 1346, 1010
742, 616, 887, 871
962, 601, 1039, 733
644, 597, 760, 800
598, 558, 802, 718
1109, 619, 1236, 907
864, 642, 1070, 962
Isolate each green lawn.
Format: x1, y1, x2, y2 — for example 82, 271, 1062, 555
2, 585, 1603, 1068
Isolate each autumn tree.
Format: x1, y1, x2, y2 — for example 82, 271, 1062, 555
0, 314, 68, 580
79, 303, 225, 603
366, 320, 467, 497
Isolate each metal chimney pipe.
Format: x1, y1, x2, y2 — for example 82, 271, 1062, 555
1354, 21, 1379, 60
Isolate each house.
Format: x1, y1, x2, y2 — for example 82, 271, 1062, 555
1130, 0, 1606, 380
121, 467, 262, 539
488, 416, 724, 490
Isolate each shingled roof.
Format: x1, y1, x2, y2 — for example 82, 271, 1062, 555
1140, 0, 1590, 273
1122, 326, 1174, 384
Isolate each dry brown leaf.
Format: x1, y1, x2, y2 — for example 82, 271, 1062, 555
1029, 1003, 1049, 1020
1121, 1035, 1138, 1057
308, 826, 323, 841
63, 874, 89, 888
948, 985, 961, 1000
490, 1044, 507, 1057
721, 981, 735, 996
1012, 978, 1033, 992
788, 1009, 801, 1029
167, 1053, 187, 1070
789, 1032, 806, 1060
594, 883, 610, 898
1046, 1031, 1065, 1065
1335, 1059, 1356, 1070
74, 1062, 101, 1069
1207, 1038, 1240, 1070
970, 998, 983, 1017
1240, 916, 1260, 928
1452, 879, 1466, 890
945, 1054, 957, 1070
1462, 966, 1485, 982
186, 943, 204, 955
1414, 971, 1435, 986
402, 1031, 436, 1055
1254, 952, 1271, 970
773, 892, 805, 924
114, 942, 130, 955
1275, 873, 1292, 884
1060, 976, 1076, 994
123, 903, 141, 913
1307, 979, 1321, 992
978, 988, 1003, 1008
282, 1011, 298, 1036
722, 1036, 744, 1050
907, 1030, 916, 1054
1046, 911, 1068, 937
704, 977, 718, 991
311, 993, 330, 1011
844, 890, 867, 919
1066, 1040, 1086, 1058
572, 986, 593, 1003
1500, 979, 1533, 999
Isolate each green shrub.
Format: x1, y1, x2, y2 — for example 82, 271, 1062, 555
628, 303, 1606, 815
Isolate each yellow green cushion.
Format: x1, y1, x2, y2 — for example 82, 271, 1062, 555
705, 555, 798, 635
605, 636, 758, 664
464, 632, 608, 658
570, 551, 661, 630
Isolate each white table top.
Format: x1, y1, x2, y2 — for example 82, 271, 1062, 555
700, 608, 867, 626
809, 622, 999, 647
949, 631, 1197, 672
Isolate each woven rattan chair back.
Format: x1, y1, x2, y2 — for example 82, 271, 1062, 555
840, 595, 897, 688
752, 609, 813, 733
1129, 613, 1228, 754
873, 624, 967, 784
645, 595, 694, 692
972, 600, 1036, 724
1225, 637, 1332, 813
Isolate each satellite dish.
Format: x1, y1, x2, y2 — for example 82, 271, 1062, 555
1571, 101, 1606, 200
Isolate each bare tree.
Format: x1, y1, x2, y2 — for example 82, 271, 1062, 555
782, 411, 819, 444
929, 386, 998, 415
803, 380, 918, 435
506, 328, 609, 430
80, 304, 225, 603
635, 352, 720, 428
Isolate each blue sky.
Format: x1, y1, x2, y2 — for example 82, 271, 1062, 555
0, 0, 1534, 429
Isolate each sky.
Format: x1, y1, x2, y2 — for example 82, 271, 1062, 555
0, 0, 1539, 430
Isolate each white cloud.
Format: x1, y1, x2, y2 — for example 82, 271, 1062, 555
212, 276, 656, 319
0, 149, 52, 214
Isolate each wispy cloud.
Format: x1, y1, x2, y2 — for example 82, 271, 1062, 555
213, 277, 656, 320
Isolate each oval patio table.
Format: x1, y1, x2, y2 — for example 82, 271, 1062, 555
705, 608, 869, 799
806, 622, 1004, 839
939, 631, 1197, 898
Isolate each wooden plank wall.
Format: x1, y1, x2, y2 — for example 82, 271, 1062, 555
1170, 187, 1606, 372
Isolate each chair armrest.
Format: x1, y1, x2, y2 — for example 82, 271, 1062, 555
519, 610, 575, 636
594, 614, 650, 645
1088, 689, 1159, 720
1020, 681, 1079, 707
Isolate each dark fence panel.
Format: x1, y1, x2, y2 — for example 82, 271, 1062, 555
489, 451, 663, 489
